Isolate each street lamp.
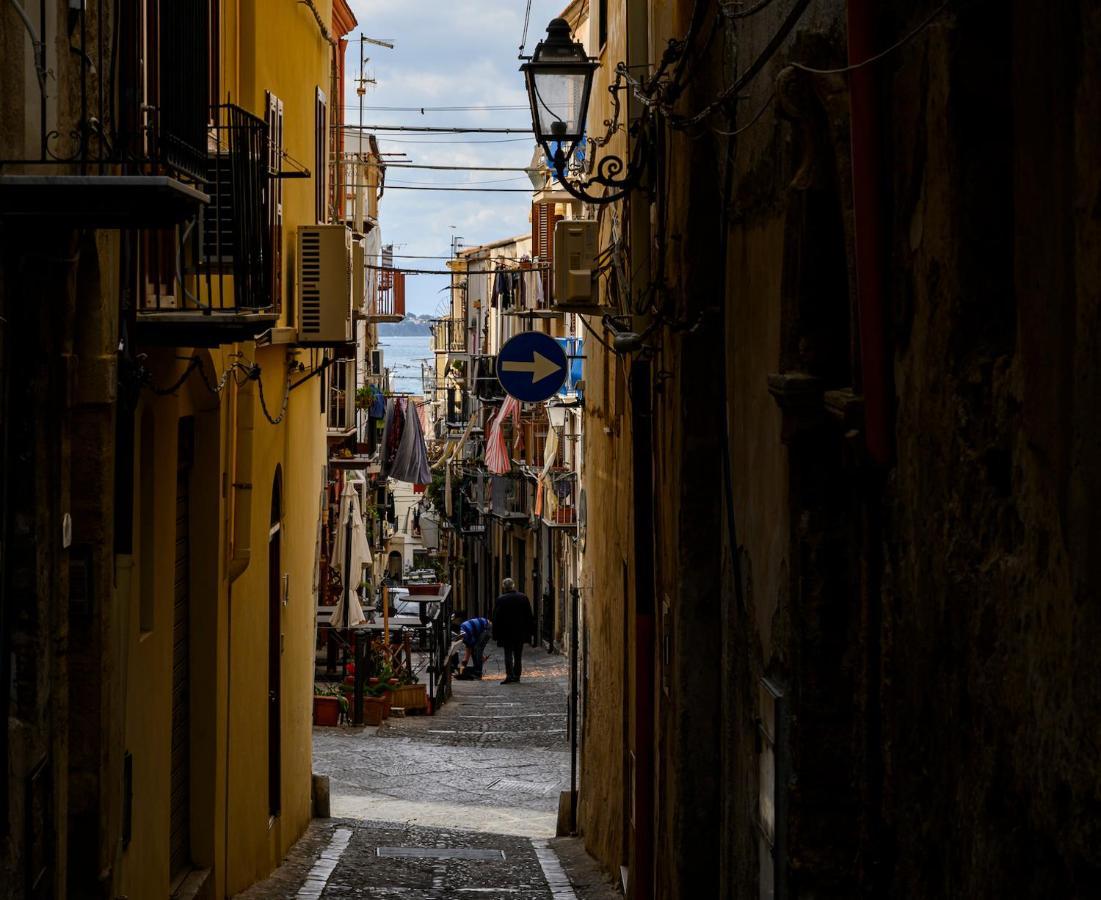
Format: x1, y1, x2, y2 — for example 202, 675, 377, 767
521, 19, 643, 204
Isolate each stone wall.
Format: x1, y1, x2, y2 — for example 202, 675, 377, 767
576, 0, 1101, 896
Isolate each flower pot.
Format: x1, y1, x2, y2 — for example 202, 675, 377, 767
408, 583, 442, 596
392, 683, 427, 711
313, 696, 341, 727
361, 696, 385, 726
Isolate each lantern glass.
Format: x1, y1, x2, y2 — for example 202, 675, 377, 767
522, 19, 596, 163
528, 67, 591, 145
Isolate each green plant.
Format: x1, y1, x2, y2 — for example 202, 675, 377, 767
316, 682, 349, 716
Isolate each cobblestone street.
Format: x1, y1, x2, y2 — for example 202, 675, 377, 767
238, 651, 620, 898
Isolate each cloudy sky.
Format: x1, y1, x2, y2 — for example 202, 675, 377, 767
346, 1, 566, 316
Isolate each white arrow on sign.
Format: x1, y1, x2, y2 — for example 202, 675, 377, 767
501, 351, 562, 384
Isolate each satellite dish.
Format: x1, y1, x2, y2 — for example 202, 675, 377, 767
525, 144, 547, 190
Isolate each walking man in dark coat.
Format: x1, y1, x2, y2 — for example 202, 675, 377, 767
493, 578, 534, 684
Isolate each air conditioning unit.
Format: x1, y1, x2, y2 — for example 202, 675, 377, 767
297, 224, 353, 345
352, 237, 366, 315
553, 219, 600, 312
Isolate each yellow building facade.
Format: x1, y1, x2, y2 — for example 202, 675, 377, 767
0, 0, 364, 896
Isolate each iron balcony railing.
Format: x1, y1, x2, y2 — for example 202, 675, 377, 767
373, 268, 406, 320
431, 318, 467, 354
490, 475, 530, 520
201, 104, 272, 307
2, 0, 210, 182
473, 355, 506, 402
138, 105, 276, 325
158, 0, 212, 182
541, 471, 579, 528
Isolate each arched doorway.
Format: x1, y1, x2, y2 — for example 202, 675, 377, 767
387, 550, 403, 581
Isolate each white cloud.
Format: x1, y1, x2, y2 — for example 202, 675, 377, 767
344, 0, 565, 314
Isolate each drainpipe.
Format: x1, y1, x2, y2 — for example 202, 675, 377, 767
224, 354, 255, 893
629, 359, 655, 900
847, 0, 891, 465
623, 0, 655, 893
847, 5, 892, 892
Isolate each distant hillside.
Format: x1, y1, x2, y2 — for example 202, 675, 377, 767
378, 314, 432, 337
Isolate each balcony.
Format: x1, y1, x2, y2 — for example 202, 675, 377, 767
326, 359, 357, 438
365, 268, 405, 323
499, 264, 561, 319
134, 104, 279, 347
473, 355, 506, 402
0, 0, 212, 228
489, 475, 530, 522
431, 318, 467, 356
541, 471, 579, 529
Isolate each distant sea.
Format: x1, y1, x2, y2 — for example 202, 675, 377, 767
379, 334, 432, 395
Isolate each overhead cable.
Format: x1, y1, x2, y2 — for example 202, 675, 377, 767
366, 163, 536, 172
675, 0, 813, 127
341, 124, 533, 134
520, 0, 534, 54
340, 104, 529, 112
382, 186, 536, 193
366, 265, 547, 275
376, 136, 533, 145
789, 0, 953, 76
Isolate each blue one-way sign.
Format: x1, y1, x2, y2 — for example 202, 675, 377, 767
496, 331, 569, 402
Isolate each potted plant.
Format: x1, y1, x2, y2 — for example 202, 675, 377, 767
392, 673, 428, 712
356, 385, 370, 409
313, 683, 347, 727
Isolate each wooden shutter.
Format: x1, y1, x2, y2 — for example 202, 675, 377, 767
532, 202, 562, 305
315, 88, 327, 223
266, 92, 284, 314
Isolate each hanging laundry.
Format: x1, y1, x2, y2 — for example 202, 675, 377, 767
485, 396, 520, 475
379, 398, 405, 476
388, 397, 432, 484
492, 267, 512, 309
368, 383, 386, 419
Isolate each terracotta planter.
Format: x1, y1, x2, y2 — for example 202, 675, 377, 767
407, 583, 442, 596
391, 683, 427, 711
361, 697, 385, 726
313, 696, 341, 727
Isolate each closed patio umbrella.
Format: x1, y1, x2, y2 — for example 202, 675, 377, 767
331, 482, 370, 628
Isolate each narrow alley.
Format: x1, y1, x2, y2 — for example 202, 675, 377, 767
239, 654, 616, 899
4, 0, 1101, 897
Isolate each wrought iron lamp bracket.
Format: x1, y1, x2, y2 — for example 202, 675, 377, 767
548, 129, 648, 206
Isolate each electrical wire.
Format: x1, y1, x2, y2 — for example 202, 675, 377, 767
577, 313, 615, 353
340, 104, 529, 112
373, 163, 537, 172
376, 136, 534, 145
706, 88, 777, 136
383, 186, 537, 193
520, 0, 534, 54
673, 0, 813, 127
386, 176, 531, 186
340, 124, 533, 134
721, 0, 784, 19
789, 0, 953, 75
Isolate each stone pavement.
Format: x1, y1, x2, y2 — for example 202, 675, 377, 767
236, 649, 621, 898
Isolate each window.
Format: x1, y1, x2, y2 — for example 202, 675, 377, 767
598, 0, 608, 49
315, 87, 327, 223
